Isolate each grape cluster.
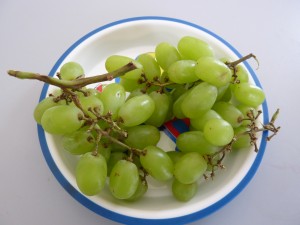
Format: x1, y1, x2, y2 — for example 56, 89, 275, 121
33, 36, 268, 202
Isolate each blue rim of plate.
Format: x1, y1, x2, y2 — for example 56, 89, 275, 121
37, 16, 269, 225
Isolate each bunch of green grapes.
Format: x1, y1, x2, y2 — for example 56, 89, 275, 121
33, 36, 267, 202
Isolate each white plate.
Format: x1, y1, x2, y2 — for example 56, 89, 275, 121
38, 17, 269, 225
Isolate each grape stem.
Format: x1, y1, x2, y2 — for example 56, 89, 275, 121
225, 53, 259, 84
138, 74, 175, 93
226, 53, 259, 69
94, 126, 145, 155
7, 62, 137, 89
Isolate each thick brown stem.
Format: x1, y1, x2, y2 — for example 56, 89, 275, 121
7, 62, 137, 89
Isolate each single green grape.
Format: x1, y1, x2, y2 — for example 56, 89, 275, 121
126, 178, 148, 202
177, 36, 214, 60
140, 146, 174, 181
232, 126, 252, 150
145, 91, 171, 127
172, 179, 197, 202
181, 82, 218, 119
155, 42, 181, 70
119, 77, 143, 92
217, 84, 232, 102
41, 105, 84, 135
233, 83, 265, 108
105, 55, 143, 80
167, 60, 198, 84
118, 95, 155, 127
109, 160, 139, 199
107, 152, 127, 176
124, 125, 160, 149
173, 90, 190, 119
171, 84, 188, 102
213, 101, 244, 128
76, 152, 107, 196
203, 118, 234, 146
62, 127, 95, 155
174, 152, 207, 184
176, 131, 220, 155
97, 142, 111, 162
136, 53, 161, 81
98, 83, 126, 119
59, 61, 84, 80
195, 57, 232, 87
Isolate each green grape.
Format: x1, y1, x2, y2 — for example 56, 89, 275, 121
167, 151, 184, 164
140, 146, 174, 181
172, 179, 197, 202
232, 126, 251, 150
164, 93, 174, 122
41, 105, 84, 135
136, 53, 161, 81
123, 68, 144, 80
97, 142, 111, 162
171, 85, 188, 102
155, 42, 181, 70
119, 77, 143, 92
107, 152, 127, 176
173, 90, 190, 119
177, 36, 214, 60
62, 128, 95, 155
109, 160, 139, 199
124, 125, 160, 149
217, 84, 232, 102
230, 66, 250, 93
105, 55, 138, 72
118, 95, 155, 127
190, 109, 221, 131
236, 104, 256, 116
98, 83, 126, 119
145, 91, 171, 127
59, 61, 84, 80
126, 178, 148, 202
176, 131, 220, 155
79, 95, 104, 118
181, 82, 218, 119
167, 60, 198, 84
105, 55, 143, 80
127, 88, 144, 100
174, 152, 207, 184
34, 96, 63, 124
195, 57, 232, 87
233, 83, 265, 108
76, 152, 107, 196
216, 84, 230, 101
203, 118, 234, 146
213, 101, 244, 128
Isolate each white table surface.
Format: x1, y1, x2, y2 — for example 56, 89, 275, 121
1, 1, 299, 225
